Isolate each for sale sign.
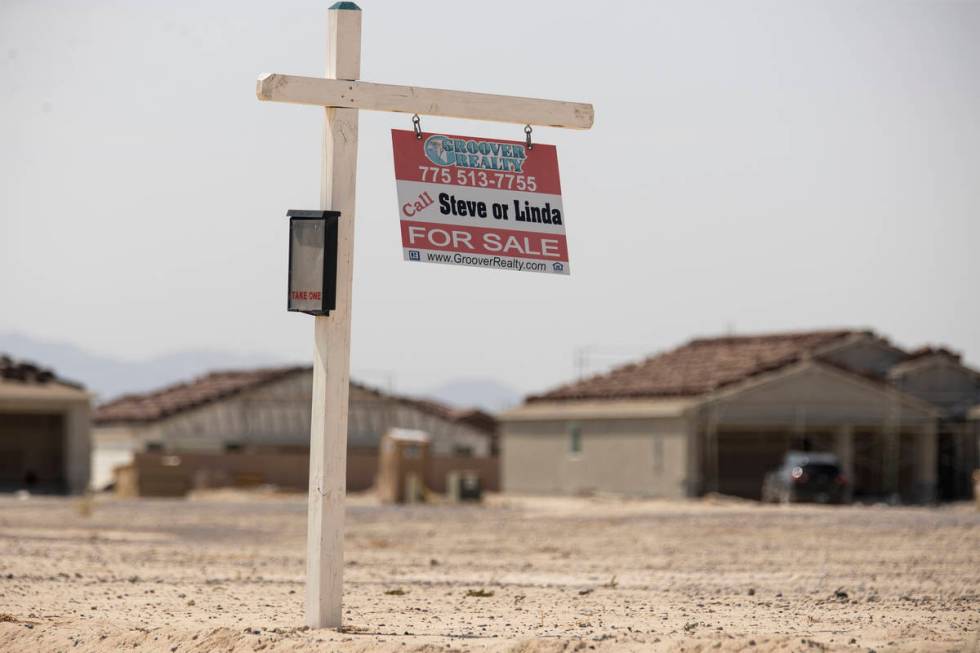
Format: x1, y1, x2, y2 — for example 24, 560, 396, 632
391, 129, 570, 275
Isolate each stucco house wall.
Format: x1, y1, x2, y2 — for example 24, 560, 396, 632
502, 415, 689, 497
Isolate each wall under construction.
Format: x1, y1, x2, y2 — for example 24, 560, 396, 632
113, 450, 499, 498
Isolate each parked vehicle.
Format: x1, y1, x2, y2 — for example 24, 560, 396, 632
762, 451, 849, 504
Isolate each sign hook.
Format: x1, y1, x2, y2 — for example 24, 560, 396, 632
412, 114, 423, 140
524, 124, 533, 151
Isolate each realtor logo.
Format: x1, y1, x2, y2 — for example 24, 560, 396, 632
424, 136, 452, 166
409, 250, 421, 261
423, 134, 527, 173
552, 262, 564, 272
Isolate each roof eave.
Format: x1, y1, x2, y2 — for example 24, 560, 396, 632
502, 396, 699, 421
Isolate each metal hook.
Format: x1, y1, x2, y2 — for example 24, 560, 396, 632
524, 124, 533, 151
412, 114, 422, 140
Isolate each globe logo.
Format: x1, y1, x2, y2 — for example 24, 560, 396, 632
424, 135, 454, 166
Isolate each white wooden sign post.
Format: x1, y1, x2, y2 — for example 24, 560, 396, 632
257, 1, 593, 629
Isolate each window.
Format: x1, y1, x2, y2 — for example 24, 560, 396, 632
569, 424, 582, 455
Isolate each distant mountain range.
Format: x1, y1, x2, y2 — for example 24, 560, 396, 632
422, 378, 523, 413
0, 332, 285, 402
0, 332, 524, 412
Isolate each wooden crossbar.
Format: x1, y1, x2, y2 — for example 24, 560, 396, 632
257, 73, 594, 130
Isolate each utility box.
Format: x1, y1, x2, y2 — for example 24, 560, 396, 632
377, 429, 430, 504
447, 470, 483, 503
287, 210, 340, 315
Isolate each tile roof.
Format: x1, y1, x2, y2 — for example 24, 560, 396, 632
93, 366, 496, 433
0, 354, 82, 389
336, 389, 496, 434
905, 346, 962, 363
94, 366, 308, 424
528, 330, 863, 402
450, 408, 499, 434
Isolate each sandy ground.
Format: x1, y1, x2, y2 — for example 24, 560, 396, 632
0, 492, 978, 653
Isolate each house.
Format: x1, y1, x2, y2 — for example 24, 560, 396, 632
91, 366, 496, 490
0, 355, 91, 494
500, 330, 980, 502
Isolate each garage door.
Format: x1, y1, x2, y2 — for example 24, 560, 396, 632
716, 431, 839, 499
717, 431, 791, 500
0, 413, 65, 492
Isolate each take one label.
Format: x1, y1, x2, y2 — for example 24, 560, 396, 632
391, 129, 569, 275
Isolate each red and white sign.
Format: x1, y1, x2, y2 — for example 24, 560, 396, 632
391, 129, 569, 275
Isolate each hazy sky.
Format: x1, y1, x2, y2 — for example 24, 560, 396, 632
2, 0, 978, 396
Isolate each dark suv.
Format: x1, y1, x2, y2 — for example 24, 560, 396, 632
762, 451, 849, 504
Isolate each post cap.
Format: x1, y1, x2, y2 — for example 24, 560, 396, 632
329, 2, 361, 10
287, 209, 341, 219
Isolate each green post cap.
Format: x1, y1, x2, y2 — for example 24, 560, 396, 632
329, 2, 361, 9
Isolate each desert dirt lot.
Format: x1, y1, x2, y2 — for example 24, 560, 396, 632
1, 493, 978, 653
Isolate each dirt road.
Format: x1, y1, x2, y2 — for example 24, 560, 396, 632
1, 492, 977, 652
